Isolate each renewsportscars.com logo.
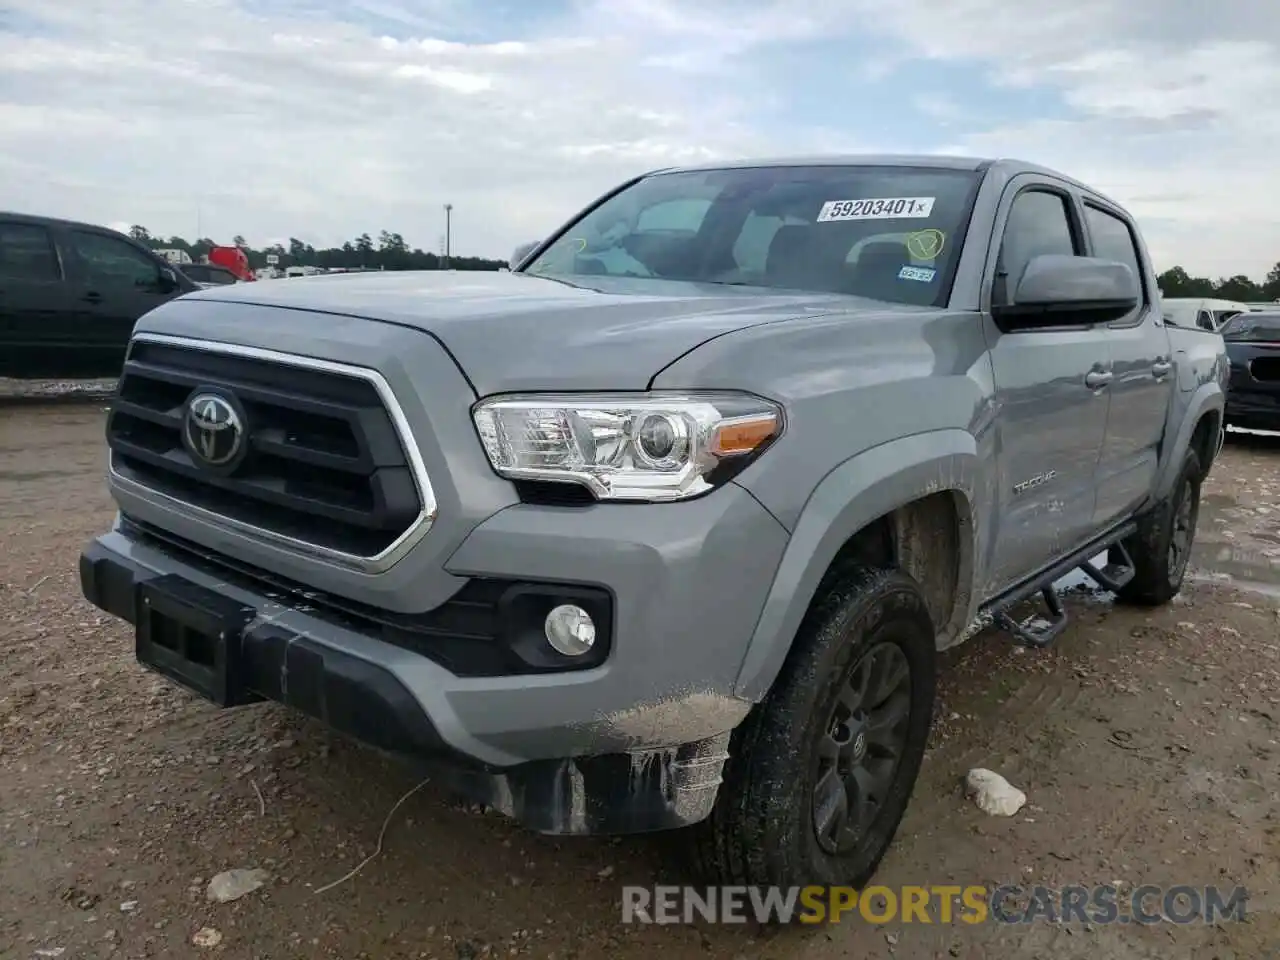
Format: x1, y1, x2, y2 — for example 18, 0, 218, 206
621, 884, 1249, 926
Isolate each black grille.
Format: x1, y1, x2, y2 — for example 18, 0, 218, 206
1251, 356, 1280, 382
107, 340, 423, 558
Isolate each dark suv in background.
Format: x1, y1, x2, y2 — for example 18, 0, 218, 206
1221, 310, 1280, 432
0, 212, 196, 379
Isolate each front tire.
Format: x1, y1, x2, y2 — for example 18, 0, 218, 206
1116, 449, 1203, 606
692, 567, 936, 888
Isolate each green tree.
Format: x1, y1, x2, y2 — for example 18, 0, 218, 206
190, 237, 215, 261
355, 233, 374, 267
1156, 266, 1214, 298
378, 231, 410, 270
102, 225, 508, 273
1263, 262, 1280, 301
1213, 274, 1262, 302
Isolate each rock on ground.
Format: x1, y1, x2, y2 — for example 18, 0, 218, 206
207, 868, 269, 903
964, 768, 1027, 817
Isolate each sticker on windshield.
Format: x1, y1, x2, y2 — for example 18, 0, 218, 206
898, 265, 936, 283
549, 237, 587, 254
817, 197, 936, 222
905, 228, 945, 260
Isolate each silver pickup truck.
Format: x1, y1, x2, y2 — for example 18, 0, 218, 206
79, 155, 1227, 889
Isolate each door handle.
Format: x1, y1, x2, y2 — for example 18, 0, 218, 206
1085, 370, 1113, 389
1151, 360, 1172, 378
81, 292, 103, 304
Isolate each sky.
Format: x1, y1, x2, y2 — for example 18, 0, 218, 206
0, 0, 1276, 279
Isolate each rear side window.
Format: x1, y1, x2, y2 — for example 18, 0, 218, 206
71, 230, 164, 289
0, 222, 61, 281
994, 190, 1079, 305
1084, 204, 1145, 303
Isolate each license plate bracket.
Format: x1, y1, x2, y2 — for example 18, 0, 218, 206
135, 574, 259, 707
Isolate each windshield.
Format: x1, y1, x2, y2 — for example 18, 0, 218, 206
1220, 312, 1280, 341
184, 265, 234, 284
1212, 309, 1242, 328
522, 164, 982, 307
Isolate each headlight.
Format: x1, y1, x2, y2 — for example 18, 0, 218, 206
472, 392, 783, 502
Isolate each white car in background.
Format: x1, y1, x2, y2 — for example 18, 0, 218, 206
1161, 296, 1252, 331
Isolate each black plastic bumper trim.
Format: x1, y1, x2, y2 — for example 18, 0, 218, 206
78, 539, 727, 835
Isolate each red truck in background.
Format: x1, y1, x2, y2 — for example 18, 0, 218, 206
207, 245, 255, 281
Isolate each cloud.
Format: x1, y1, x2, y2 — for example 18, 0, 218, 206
838, 0, 1280, 278
0, 0, 1275, 278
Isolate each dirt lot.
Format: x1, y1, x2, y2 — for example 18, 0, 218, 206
2, 405, 1278, 960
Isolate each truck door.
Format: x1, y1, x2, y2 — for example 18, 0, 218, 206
0, 218, 76, 378
982, 180, 1112, 591
1082, 200, 1174, 528
64, 227, 185, 377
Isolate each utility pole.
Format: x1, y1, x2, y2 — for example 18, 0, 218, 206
443, 203, 452, 269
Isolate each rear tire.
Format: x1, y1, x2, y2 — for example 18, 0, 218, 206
1116, 449, 1202, 607
692, 567, 936, 888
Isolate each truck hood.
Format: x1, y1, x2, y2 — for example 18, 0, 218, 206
179, 270, 916, 393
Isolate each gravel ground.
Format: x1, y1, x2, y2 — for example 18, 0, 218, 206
1, 406, 1278, 960
0, 378, 117, 404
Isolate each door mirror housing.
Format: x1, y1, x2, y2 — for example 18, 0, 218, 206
157, 267, 181, 293
994, 254, 1139, 329
510, 240, 539, 271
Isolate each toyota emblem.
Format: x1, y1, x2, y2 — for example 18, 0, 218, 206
183, 392, 246, 470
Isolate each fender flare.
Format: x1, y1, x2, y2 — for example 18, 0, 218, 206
732, 430, 979, 701
1152, 383, 1224, 502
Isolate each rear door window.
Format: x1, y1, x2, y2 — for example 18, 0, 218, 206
0, 222, 62, 281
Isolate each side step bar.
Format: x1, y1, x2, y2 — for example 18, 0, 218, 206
984, 522, 1138, 649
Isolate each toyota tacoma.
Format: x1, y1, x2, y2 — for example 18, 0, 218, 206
80, 155, 1228, 888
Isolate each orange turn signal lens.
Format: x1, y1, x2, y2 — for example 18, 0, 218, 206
709, 414, 779, 457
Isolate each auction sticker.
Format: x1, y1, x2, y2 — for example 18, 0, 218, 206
817, 197, 935, 222
905, 228, 945, 260
898, 265, 937, 282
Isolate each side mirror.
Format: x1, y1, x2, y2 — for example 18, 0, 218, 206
994, 254, 1138, 328
510, 240, 539, 271
158, 267, 181, 292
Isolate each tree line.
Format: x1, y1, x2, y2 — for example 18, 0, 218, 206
1156, 263, 1280, 302
123, 224, 1280, 299
125, 226, 507, 272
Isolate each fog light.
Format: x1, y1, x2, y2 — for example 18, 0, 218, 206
544, 604, 596, 657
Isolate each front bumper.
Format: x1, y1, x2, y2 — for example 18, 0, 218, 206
79, 481, 790, 835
